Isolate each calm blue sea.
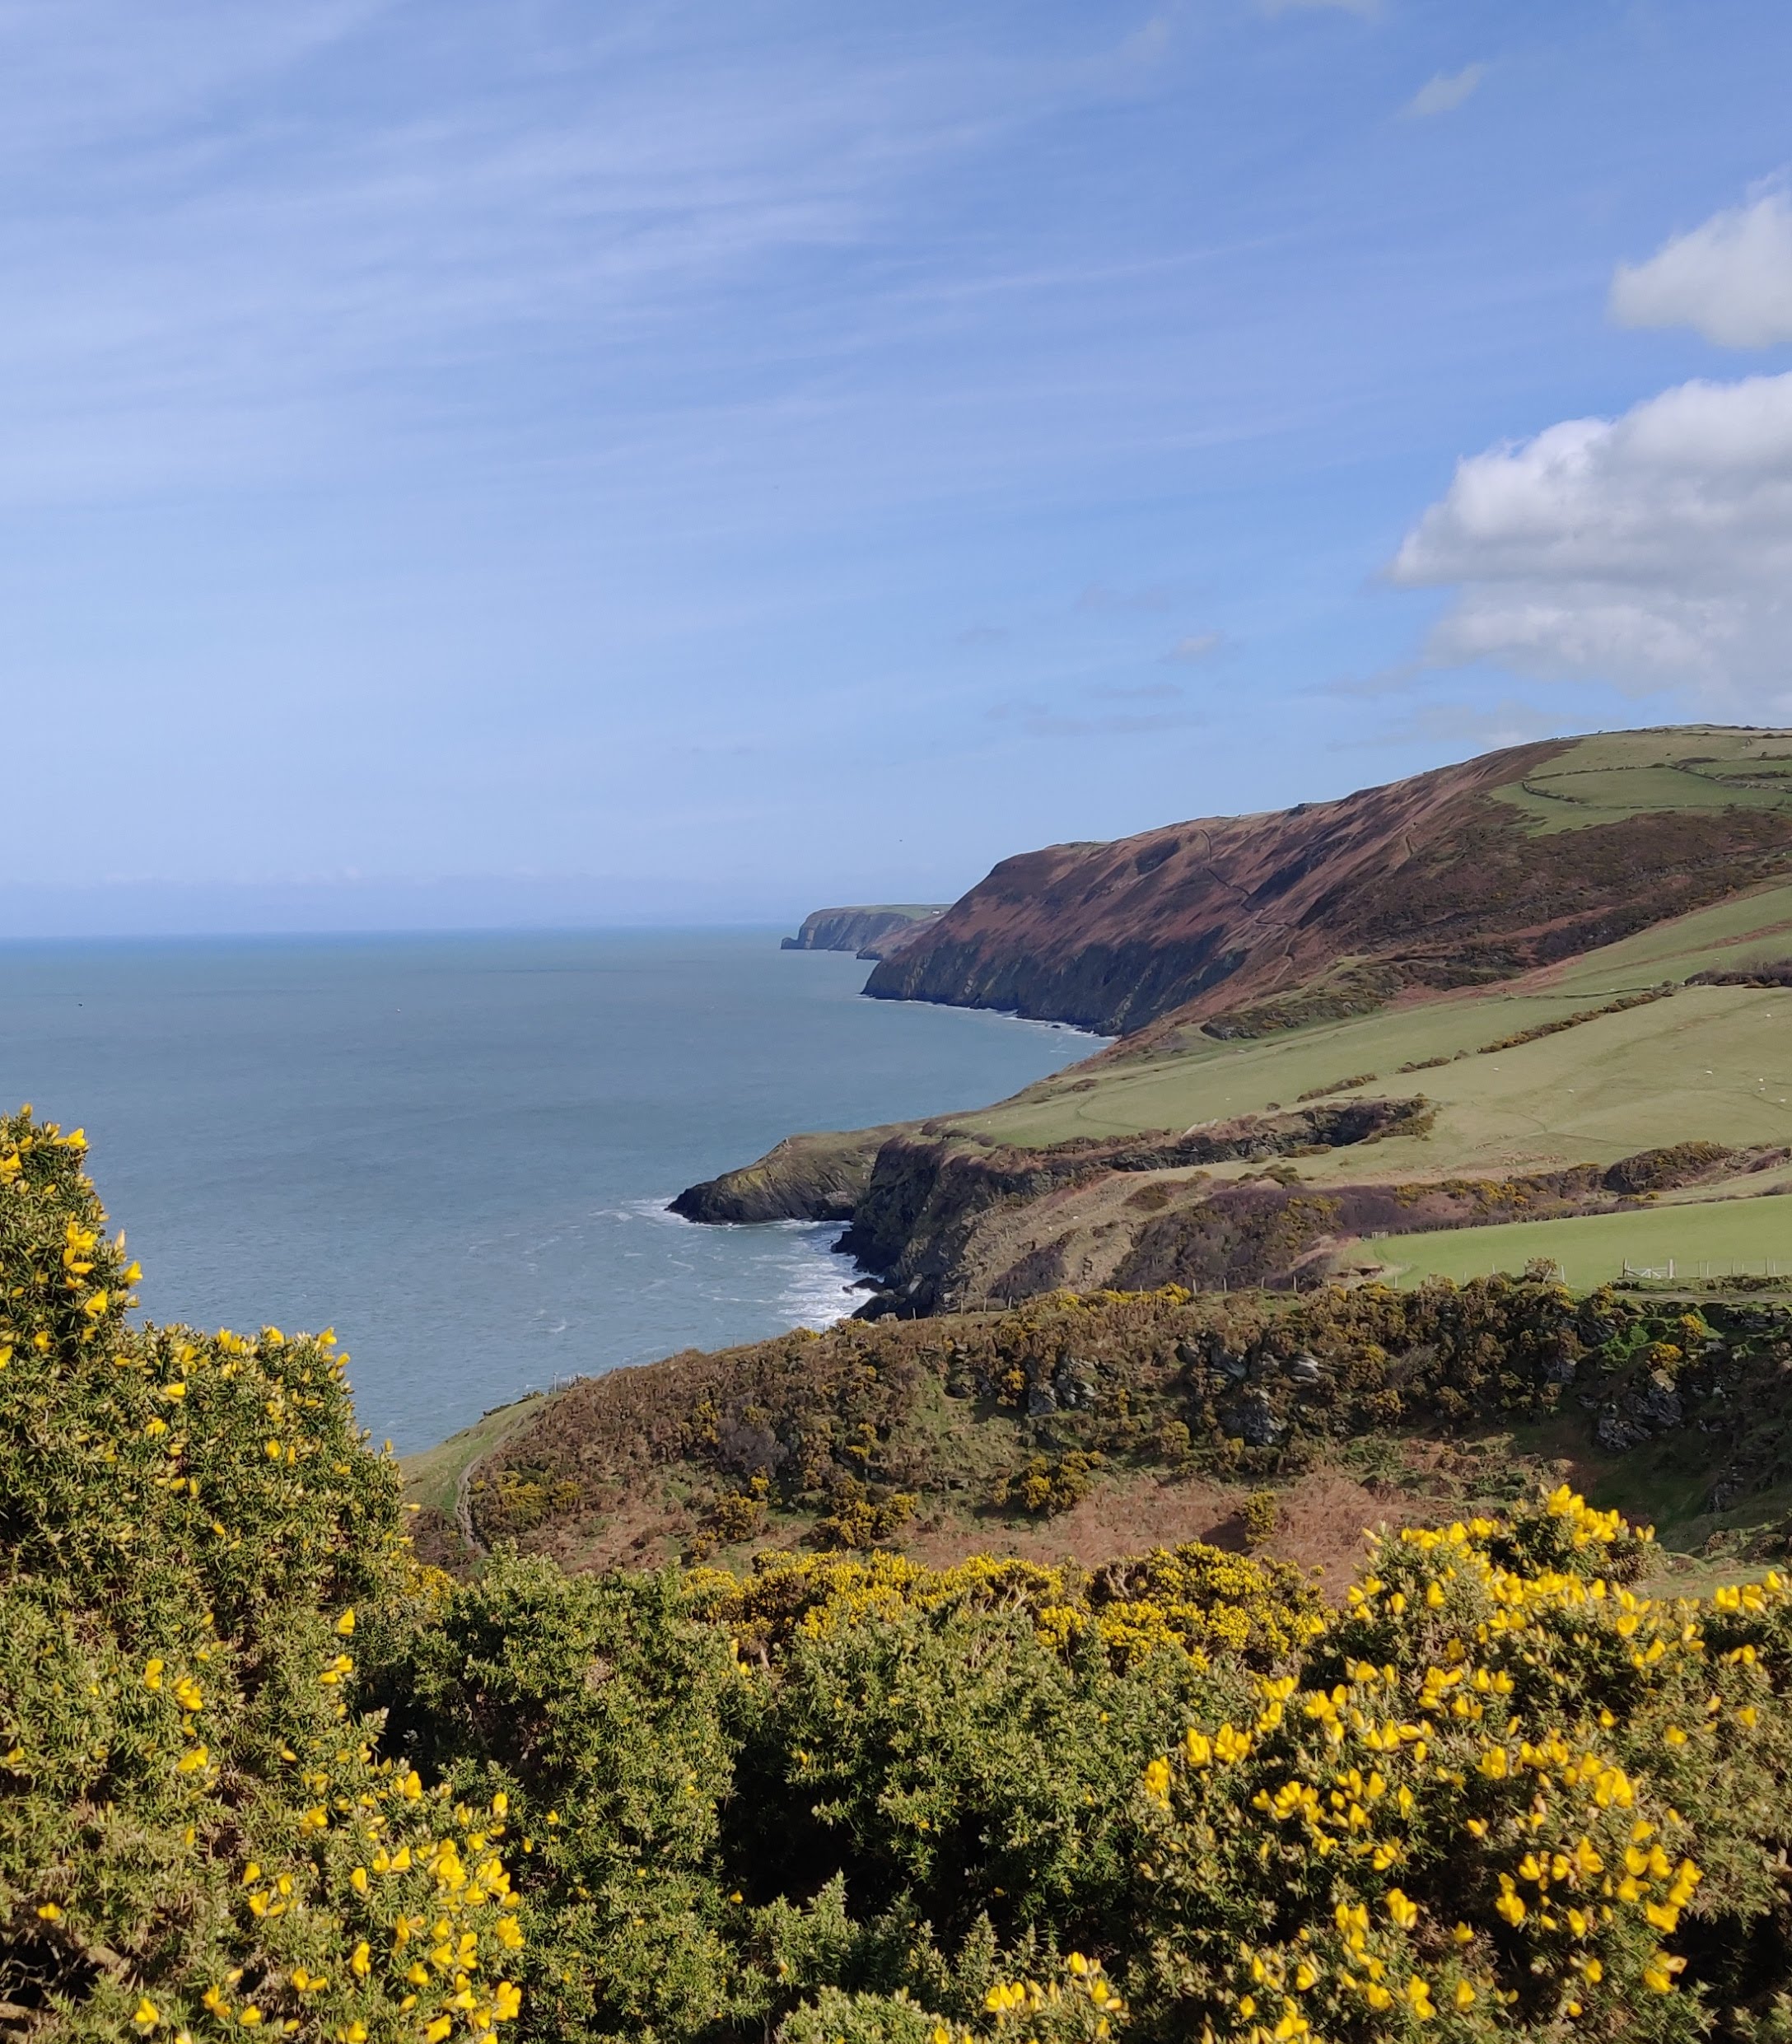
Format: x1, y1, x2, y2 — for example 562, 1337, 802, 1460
0, 930, 1094, 1452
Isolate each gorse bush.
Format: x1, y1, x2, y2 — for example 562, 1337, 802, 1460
1128, 1493, 1792, 2041
10, 1113, 1792, 2041
0, 1110, 523, 2042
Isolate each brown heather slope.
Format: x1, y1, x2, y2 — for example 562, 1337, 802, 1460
863, 732, 1792, 1037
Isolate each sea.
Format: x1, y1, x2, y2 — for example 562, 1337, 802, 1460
0, 929, 1097, 1453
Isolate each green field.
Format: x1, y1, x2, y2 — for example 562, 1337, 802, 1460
1491, 726, 1792, 835
1374, 1193, 1792, 1290
954, 877, 1792, 1168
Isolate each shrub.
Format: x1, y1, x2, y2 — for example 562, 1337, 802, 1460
713, 1477, 772, 1542
369, 1556, 752, 2044
1152, 1419, 1192, 1465
1126, 1489, 1792, 2040
0, 1108, 525, 2043
993, 1453, 1100, 1517
1295, 1075, 1378, 1104
1240, 1490, 1280, 1547
814, 1479, 919, 1550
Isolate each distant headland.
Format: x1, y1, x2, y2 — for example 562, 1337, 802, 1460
780, 902, 947, 959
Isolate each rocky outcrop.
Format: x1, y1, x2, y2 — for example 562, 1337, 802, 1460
670, 1125, 910, 1225
837, 1099, 1433, 1314
862, 741, 1792, 1036
1594, 1374, 1685, 1454
781, 906, 947, 959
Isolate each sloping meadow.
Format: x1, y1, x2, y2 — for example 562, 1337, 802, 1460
8, 1116, 1792, 2042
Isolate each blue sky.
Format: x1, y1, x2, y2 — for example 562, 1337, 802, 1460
3, 0, 1791, 931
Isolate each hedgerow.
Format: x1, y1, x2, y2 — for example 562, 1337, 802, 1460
12, 1114, 1792, 2042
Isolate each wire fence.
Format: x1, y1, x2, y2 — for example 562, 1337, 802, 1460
1406, 1256, 1789, 1289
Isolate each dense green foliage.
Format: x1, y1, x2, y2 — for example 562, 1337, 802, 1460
14, 1115, 1792, 2042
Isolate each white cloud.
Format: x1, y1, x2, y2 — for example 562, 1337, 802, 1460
1388, 371, 1792, 709
1403, 63, 1486, 119
1611, 191, 1792, 348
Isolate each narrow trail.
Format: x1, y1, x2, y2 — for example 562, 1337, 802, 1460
455, 1449, 487, 1557
450, 1403, 539, 1558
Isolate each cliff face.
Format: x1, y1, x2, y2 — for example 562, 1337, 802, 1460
781, 905, 947, 959
861, 742, 1792, 1035
833, 1121, 1757, 1318
836, 1099, 1434, 1314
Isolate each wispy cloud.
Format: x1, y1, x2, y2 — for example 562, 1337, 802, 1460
1163, 632, 1222, 664
1403, 63, 1486, 119
1115, 14, 1174, 69
1324, 660, 1426, 702
0, 4, 1109, 505
1076, 581, 1177, 613
987, 689, 1201, 740
1091, 679, 1183, 702
1342, 698, 1558, 751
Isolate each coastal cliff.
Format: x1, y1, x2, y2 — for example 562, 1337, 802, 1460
781, 903, 946, 959
834, 1099, 1435, 1312
861, 735, 1792, 1036
679, 728, 1792, 1314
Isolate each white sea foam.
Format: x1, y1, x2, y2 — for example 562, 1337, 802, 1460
768, 1221, 857, 1330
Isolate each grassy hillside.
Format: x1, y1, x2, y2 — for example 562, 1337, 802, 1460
679, 728, 1792, 1315
1382, 1197, 1792, 1291
787, 875, 1791, 1309
863, 724, 1792, 1036
960, 877, 1792, 1154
